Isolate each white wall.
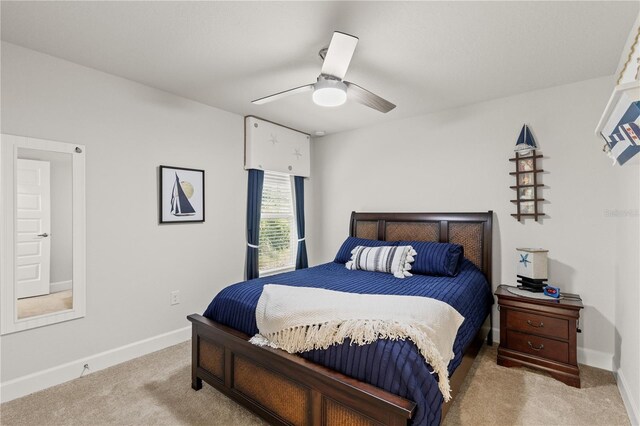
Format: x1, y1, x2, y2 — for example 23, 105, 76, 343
308, 75, 630, 369
47, 153, 73, 285
0, 42, 246, 383
612, 162, 640, 424
612, 16, 640, 424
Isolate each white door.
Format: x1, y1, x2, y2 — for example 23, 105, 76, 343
16, 159, 51, 299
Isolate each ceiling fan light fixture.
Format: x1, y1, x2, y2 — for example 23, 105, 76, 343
312, 79, 347, 107
251, 32, 394, 113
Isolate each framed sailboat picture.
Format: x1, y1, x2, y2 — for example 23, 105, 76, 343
159, 165, 205, 223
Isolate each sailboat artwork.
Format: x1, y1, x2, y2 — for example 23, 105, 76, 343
170, 173, 195, 216
159, 165, 205, 223
514, 124, 538, 155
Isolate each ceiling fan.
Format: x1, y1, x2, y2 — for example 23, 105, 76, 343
252, 31, 396, 113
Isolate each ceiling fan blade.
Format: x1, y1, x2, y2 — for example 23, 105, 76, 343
252, 84, 314, 105
320, 31, 359, 80
345, 81, 396, 113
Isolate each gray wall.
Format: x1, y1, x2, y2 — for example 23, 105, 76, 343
308, 75, 639, 372
1, 42, 246, 381
611, 15, 640, 419
613, 161, 640, 415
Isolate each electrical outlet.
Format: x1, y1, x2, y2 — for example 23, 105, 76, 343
170, 290, 180, 306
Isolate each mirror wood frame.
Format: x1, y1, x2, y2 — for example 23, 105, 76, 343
1, 134, 86, 334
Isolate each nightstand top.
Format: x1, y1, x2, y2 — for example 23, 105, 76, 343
495, 285, 584, 309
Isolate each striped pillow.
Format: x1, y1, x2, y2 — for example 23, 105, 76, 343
346, 245, 417, 278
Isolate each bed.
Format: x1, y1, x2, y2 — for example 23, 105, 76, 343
187, 212, 494, 425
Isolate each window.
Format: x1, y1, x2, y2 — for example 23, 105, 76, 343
259, 171, 297, 275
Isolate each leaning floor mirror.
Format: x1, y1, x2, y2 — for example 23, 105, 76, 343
1, 135, 86, 334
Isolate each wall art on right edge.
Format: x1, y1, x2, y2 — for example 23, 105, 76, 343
510, 124, 545, 221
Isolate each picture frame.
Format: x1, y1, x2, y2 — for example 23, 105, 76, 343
519, 187, 534, 200
159, 165, 205, 223
518, 158, 534, 172
518, 172, 533, 186
520, 201, 535, 214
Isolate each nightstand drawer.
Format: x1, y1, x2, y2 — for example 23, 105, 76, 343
506, 330, 569, 364
506, 309, 569, 340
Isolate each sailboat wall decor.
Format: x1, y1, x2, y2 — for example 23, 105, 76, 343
509, 125, 545, 222
159, 165, 205, 223
514, 124, 537, 154
170, 173, 196, 216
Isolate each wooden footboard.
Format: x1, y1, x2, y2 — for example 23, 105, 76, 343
188, 314, 416, 426
188, 314, 490, 426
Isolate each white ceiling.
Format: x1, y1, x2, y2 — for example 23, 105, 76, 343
2, 1, 638, 135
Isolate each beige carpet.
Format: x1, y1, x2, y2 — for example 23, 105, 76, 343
0, 342, 629, 426
17, 290, 73, 319
442, 347, 629, 426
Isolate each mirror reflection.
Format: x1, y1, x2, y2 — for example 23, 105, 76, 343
16, 148, 73, 319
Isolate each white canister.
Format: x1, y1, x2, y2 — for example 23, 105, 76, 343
516, 248, 548, 279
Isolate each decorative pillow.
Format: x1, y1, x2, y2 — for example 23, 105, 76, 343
334, 237, 395, 264
346, 245, 417, 279
399, 241, 464, 277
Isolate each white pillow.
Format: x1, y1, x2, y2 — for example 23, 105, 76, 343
345, 245, 416, 278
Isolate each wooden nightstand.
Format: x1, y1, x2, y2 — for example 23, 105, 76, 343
495, 285, 584, 387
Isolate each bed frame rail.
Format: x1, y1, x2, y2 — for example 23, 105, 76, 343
188, 314, 416, 426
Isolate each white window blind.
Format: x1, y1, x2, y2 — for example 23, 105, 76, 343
259, 171, 296, 274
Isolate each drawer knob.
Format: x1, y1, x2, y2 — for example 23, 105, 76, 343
528, 341, 544, 351
527, 320, 544, 328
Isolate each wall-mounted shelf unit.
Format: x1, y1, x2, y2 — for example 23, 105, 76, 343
509, 150, 544, 221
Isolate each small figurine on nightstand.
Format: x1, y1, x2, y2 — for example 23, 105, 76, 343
543, 285, 561, 298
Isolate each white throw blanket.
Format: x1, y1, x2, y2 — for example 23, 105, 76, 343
249, 284, 465, 401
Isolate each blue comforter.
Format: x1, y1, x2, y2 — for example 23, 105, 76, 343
204, 260, 492, 425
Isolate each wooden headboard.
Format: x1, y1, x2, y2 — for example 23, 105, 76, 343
349, 211, 493, 284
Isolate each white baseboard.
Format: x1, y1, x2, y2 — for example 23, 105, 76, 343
492, 326, 499, 343
490, 327, 614, 371
50, 280, 72, 293
0, 325, 191, 403
617, 368, 640, 426
577, 346, 614, 371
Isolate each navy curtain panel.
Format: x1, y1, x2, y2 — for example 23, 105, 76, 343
294, 176, 308, 269
245, 169, 264, 280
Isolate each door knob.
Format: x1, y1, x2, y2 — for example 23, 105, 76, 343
37, 233, 49, 238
